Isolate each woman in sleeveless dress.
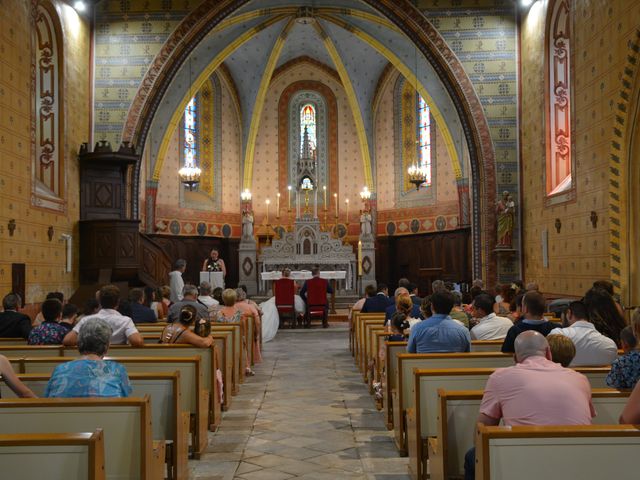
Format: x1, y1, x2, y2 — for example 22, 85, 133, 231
160, 305, 213, 348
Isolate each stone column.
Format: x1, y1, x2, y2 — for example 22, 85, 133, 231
238, 238, 258, 296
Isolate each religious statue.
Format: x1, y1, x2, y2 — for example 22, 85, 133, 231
360, 210, 373, 238
242, 210, 254, 239
496, 191, 515, 248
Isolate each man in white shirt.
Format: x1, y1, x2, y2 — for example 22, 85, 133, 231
63, 285, 143, 346
470, 293, 513, 340
197, 281, 219, 309
169, 259, 187, 303
550, 300, 618, 366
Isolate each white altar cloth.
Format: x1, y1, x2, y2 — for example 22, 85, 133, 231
260, 270, 346, 281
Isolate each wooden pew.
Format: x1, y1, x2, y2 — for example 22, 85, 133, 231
470, 340, 504, 352
0, 430, 106, 480
0, 345, 64, 357
353, 312, 385, 371
105, 344, 222, 431
405, 366, 612, 478
429, 388, 632, 480
0, 396, 163, 480
475, 424, 640, 480
383, 341, 409, 429
393, 353, 515, 454
212, 323, 244, 392
211, 331, 234, 411
0, 338, 30, 345
7, 372, 188, 480
12, 355, 209, 460
362, 320, 386, 381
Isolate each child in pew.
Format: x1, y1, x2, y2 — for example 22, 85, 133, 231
606, 310, 640, 389
45, 319, 132, 398
0, 354, 36, 398
547, 334, 576, 367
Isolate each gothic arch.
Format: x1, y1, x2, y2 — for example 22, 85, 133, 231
123, 0, 497, 283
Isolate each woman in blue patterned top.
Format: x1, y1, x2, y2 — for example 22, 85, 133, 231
45, 318, 132, 398
27, 298, 71, 345
606, 309, 640, 389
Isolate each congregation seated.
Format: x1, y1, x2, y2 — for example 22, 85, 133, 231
78, 297, 99, 322
142, 286, 161, 320
60, 303, 79, 329
197, 281, 219, 311
0, 354, 36, 398
547, 334, 576, 367
388, 312, 410, 342
494, 283, 516, 316
550, 300, 618, 366
27, 298, 71, 345
33, 291, 65, 327
449, 291, 470, 328
63, 284, 144, 347
127, 288, 157, 324
584, 286, 627, 346
407, 282, 423, 307
349, 284, 375, 321
167, 284, 209, 323
215, 289, 242, 323
385, 288, 421, 323
47, 319, 132, 398
620, 325, 637, 353
470, 293, 512, 340
407, 290, 470, 353
500, 291, 560, 353
0, 293, 32, 339
464, 330, 595, 479
160, 305, 214, 348
360, 283, 392, 313
606, 309, 640, 389
157, 285, 172, 320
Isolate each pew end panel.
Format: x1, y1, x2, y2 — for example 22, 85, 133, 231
384, 341, 408, 430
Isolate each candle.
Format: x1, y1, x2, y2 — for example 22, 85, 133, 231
314, 188, 318, 218
334, 192, 338, 217
276, 193, 281, 218
287, 185, 292, 210
266, 199, 270, 224
345, 198, 350, 223
358, 240, 362, 276
323, 185, 327, 207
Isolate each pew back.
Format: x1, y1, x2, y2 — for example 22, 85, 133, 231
0, 430, 105, 480
0, 397, 152, 480
476, 424, 640, 480
470, 340, 504, 352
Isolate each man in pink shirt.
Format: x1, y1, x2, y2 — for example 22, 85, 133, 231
464, 331, 595, 480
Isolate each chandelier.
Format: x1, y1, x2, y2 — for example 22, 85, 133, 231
179, 150, 201, 191
407, 163, 429, 191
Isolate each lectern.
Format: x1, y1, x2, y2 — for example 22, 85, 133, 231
200, 271, 224, 290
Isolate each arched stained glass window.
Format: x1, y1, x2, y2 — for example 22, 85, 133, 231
300, 103, 317, 156
417, 94, 432, 186
183, 96, 198, 167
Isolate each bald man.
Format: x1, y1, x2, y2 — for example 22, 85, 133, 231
463, 331, 595, 480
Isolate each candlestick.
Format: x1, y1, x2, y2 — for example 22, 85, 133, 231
314, 188, 318, 218
323, 185, 327, 207
345, 198, 350, 223
334, 192, 338, 217
296, 191, 300, 219
287, 185, 292, 210
276, 192, 280, 218
266, 198, 270, 224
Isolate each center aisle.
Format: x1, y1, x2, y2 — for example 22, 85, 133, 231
190, 325, 410, 479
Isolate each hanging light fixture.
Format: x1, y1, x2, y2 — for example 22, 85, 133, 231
359, 186, 372, 212
179, 58, 201, 190
407, 45, 428, 191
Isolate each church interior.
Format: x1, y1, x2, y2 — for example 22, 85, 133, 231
1, 0, 640, 478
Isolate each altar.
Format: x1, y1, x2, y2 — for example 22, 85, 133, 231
260, 270, 347, 294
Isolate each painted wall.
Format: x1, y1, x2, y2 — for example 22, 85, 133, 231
520, 0, 640, 296
0, 0, 90, 302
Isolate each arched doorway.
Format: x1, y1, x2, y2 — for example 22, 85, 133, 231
123, 0, 497, 284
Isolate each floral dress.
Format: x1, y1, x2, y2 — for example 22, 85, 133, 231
45, 359, 132, 398
606, 350, 640, 389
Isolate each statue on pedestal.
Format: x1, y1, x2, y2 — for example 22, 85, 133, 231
360, 210, 373, 237
496, 191, 515, 248
242, 210, 254, 240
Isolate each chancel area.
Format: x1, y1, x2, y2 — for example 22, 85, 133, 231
1, 0, 640, 478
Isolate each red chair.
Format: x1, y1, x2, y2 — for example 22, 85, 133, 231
305, 276, 329, 328
274, 278, 296, 329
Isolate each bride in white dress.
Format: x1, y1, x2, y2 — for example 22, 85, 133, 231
259, 294, 305, 343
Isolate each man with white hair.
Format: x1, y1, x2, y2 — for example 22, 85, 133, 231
463, 331, 595, 479
385, 287, 421, 322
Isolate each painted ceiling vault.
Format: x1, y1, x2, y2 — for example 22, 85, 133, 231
145, 0, 468, 190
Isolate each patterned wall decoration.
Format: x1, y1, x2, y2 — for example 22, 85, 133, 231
93, 0, 196, 147
1, 0, 88, 302
417, 0, 519, 281
521, 0, 640, 297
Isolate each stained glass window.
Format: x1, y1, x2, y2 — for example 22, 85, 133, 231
184, 96, 197, 167
300, 103, 317, 156
417, 94, 432, 186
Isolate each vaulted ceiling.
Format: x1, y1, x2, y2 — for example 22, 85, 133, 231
147, 0, 467, 190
